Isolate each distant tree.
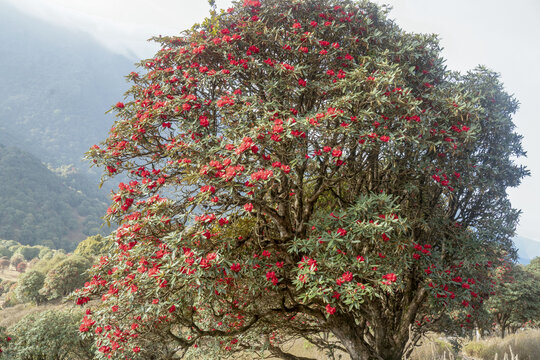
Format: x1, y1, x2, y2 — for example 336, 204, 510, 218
9, 254, 23, 270
526, 256, 540, 274
74, 234, 110, 258
31, 252, 68, 275
79, 0, 526, 359
14, 246, 40, 261
15, 262, 26, 273
5, 309, 94, 360
0, 257, 9, 273
486, 263, 540, 338
15, 270, 45, 305
38, 246, 53, 260
0, 246, 13, 259
2, 282, 20, 308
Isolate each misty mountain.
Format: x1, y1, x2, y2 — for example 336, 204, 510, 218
0, 0, 139, 249
0, 0, 133, 173
513, 235, 540, 264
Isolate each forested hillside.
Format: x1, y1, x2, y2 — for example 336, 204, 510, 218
0, 0, 136, 250
0, 0, 133, 172
0, 144, 108, 250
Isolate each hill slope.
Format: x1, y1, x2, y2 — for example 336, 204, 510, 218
0, 144, 108, 250
0, 0, 133, 172
513, 235, 540, 264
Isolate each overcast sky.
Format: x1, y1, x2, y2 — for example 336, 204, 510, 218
6, 0, 540, 241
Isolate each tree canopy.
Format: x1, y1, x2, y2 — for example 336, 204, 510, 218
78, 0, 527, 359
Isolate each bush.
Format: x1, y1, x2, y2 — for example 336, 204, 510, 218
0, 246, 13, 259
9, 254, 23, 269
15, 262, 26, 273
14, 246, 41, 261
6, 309, 94, 360
15, 270, 45, 305
2, 283, 20, 308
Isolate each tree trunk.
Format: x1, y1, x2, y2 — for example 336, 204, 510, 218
329, 314, 406, 360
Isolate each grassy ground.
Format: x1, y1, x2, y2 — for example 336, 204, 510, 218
0, 268, 20, 282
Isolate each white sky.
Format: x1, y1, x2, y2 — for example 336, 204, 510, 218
6, 0, 540, 241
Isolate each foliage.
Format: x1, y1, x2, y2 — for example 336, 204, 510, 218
74, 235, 112, 258
486, 261, 540, 337
0, 327, 11, 356
0, 280, 14, 298
2, 283, 19, 308
15, 270, 45, 305
0, 258, 9, 273
79, 0, 526, 359
13, 246, 41, 261
2, 309, 94, 360
14, 262, 26, 274
9, 255, 23, 270
0, 246, 13, 259
40, 255, 92, 300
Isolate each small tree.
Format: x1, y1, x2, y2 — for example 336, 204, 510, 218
9, 254, 23, 270
486, 262, 540, 337
15, 262, 26, 274
79, 0, 527, 359
14, 246, 41, 261
15, 270, 45, 305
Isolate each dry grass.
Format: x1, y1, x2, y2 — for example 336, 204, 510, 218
463, 329, 540, 360
409, 334, 459, 360
0, 303, 64, 328
232, 339, 350, 360
0, 268, 20, 282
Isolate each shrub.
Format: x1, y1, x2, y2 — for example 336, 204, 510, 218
15, 270, 45, 305
6, 309, 94, 360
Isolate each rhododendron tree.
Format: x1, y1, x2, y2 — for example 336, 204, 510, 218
78, 0, 527, 359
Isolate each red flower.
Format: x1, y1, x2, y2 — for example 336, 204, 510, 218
169, 305, 176, 313
332, 148, 342, 158
298, 78, 307, 87
230, 263, 242, 272
79, 316, 95, 332
116, 102, 125, 108
325, 304, 336, 314
199, 116, 209, 127
243, 0, 261, 6
244, 203, 254, 212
